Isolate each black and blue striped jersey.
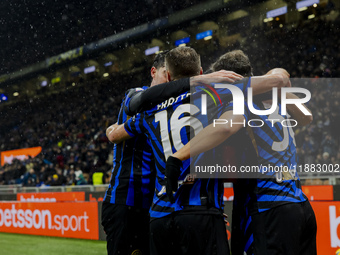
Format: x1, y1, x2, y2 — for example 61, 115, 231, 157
104, 87, 155, 209
230, 99, 308, 255
124, 78, 251, 219
242, 100, 307, 214
234, 98, 307, 218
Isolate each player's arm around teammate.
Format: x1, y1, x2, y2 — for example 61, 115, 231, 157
125, 70, 244, 116
166, 67, 293, 162
106, 70, 244, 144
165, 67, 312, 193
106, 69, 291, 144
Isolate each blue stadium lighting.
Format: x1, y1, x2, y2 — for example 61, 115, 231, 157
104, 61, 113, 67
175, 37, 190, 46
296, 0, 319, 9
196, 30, 213, 40
1, 94, 8, 101
84, 65, 96, 74
266, 6, 287, 19
145, 46, 159, 56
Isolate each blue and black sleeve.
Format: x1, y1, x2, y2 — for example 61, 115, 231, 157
124, 78, 190, 116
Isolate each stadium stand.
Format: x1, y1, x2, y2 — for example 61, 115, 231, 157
0, 1, 339, 187
0, 0, 210, 75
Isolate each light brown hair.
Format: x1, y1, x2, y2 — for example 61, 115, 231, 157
211, 50, 252, 77
165, 47, 201, 80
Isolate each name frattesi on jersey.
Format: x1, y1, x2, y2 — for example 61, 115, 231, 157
157, 92, 191, 110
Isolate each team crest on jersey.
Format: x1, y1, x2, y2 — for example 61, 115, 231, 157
281, 166, 298, 181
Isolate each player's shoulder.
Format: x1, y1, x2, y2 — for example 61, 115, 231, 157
125, 86, 148, 96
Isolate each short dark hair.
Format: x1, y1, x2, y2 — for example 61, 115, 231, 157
152, 50, 169, 69
211, 50, 253, 77
165, 47, 201, 80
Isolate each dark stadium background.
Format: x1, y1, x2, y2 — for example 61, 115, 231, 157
0, 0, 339, 254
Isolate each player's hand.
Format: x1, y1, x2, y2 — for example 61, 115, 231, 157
266, 68, 289, 77
191, 70, 243, 86
165, 156, 182, 203
106, 123, 118, 143
266, 68, 291, 87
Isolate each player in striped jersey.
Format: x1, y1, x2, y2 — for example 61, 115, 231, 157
102, 51, 169, 255
109, 47, 291, 255
102, 51, 242, 255
124, 47, 231, 254
169, 50, 316, 255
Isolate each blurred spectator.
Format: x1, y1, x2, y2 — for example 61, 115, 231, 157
37, 165, 48, 185
66, 167, 76, 186
76, 173, 88, 185
302, 136, 317, 165
321, 135, 337, 156
321, 152, 332, 165
92, 171, 104, 185
22, 168, 37, 187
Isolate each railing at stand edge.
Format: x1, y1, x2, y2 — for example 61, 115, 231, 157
0, 177, 339, 194
0, 184, 109, 194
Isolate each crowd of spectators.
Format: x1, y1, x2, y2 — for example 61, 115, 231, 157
0, 0, 209, 75
0, 70, 149, 186
235, 19, 340, 180
246, 19, 340, 178
0, 15, 339, 187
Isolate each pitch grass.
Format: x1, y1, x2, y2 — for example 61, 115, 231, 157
0, 232, 106, 255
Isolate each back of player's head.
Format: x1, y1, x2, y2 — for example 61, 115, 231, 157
211, 50, 253, 77
165, 46, 201, 80
152, 50, 169, 69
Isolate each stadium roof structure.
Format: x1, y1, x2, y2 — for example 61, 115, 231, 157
0, 0, 268, 88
